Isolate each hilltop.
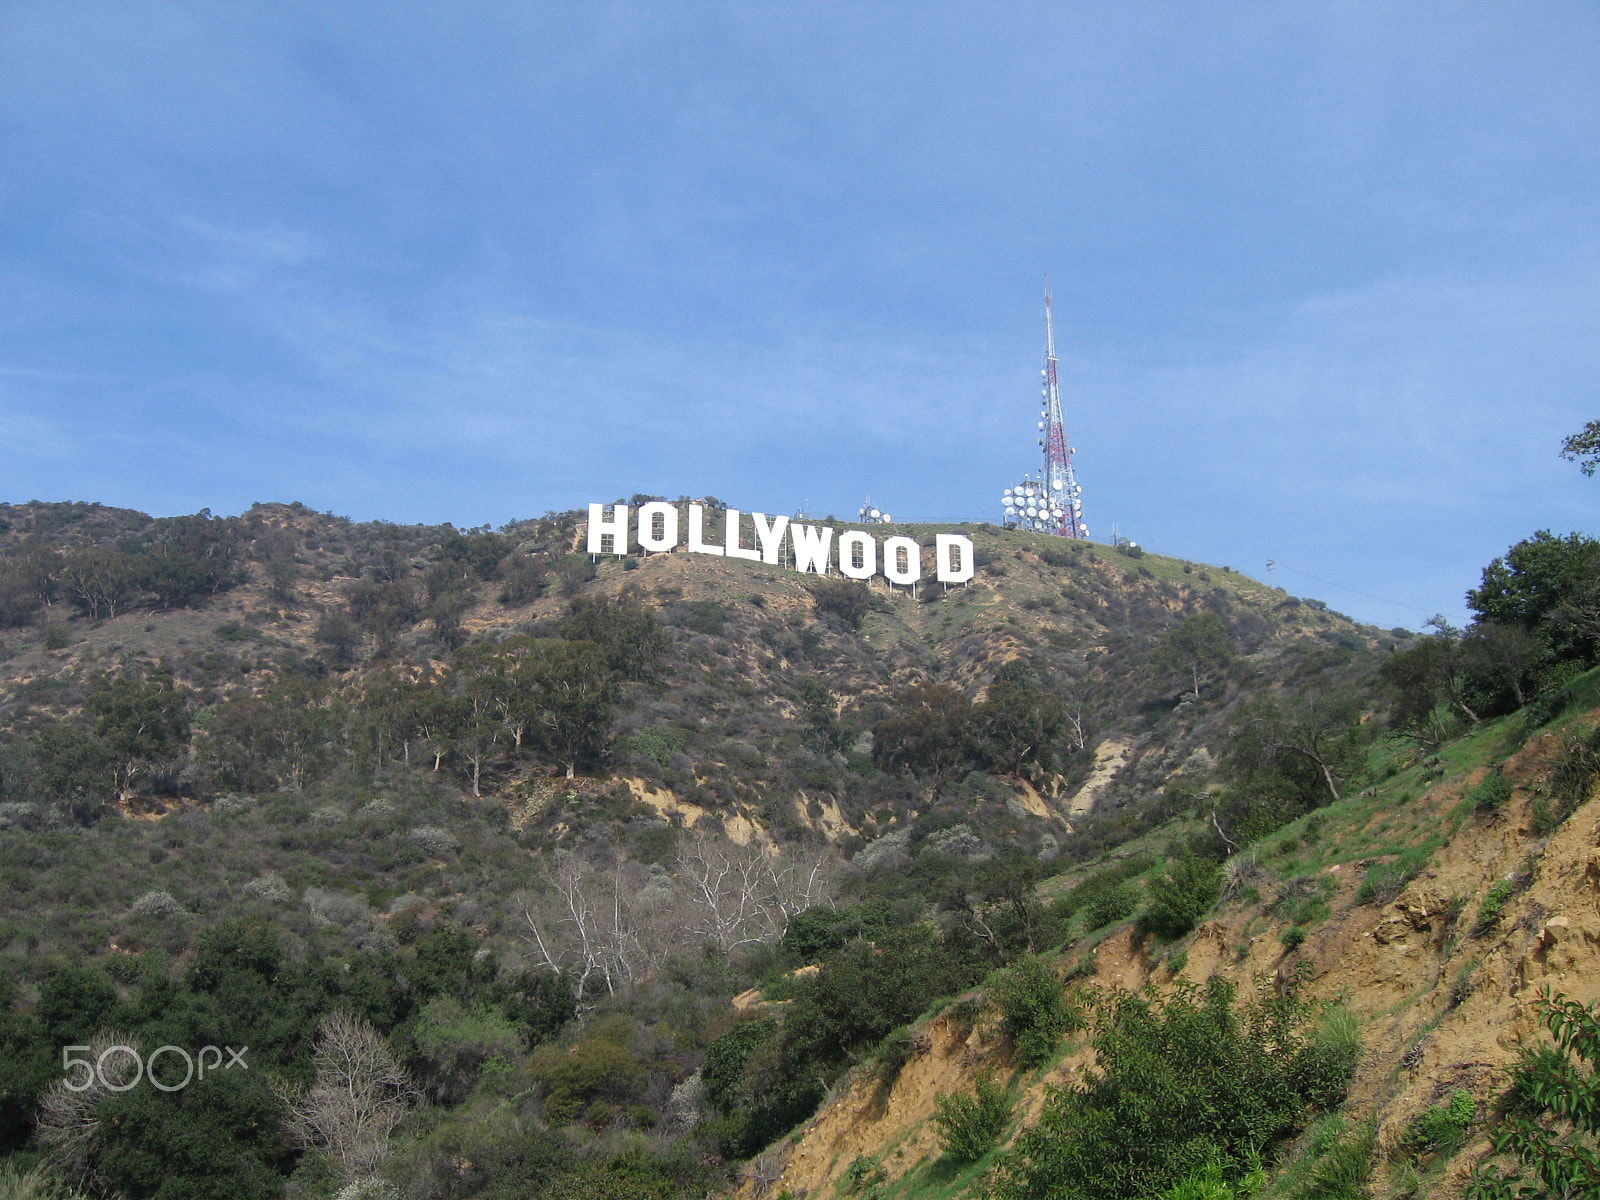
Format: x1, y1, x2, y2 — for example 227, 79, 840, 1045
0, 498, 1401, 859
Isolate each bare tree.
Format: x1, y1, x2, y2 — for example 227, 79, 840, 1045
676, 832, 777, 951
521, 854, 663, 1002
276, 1012, 418, 1182
36, 1031, 141, 1192
522, 838, 842, 1001
676, 832, 841, 951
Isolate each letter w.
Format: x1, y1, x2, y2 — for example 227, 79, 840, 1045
791, 525, 833, 575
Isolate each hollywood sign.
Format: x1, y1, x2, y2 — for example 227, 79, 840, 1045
586, 503, 975, 585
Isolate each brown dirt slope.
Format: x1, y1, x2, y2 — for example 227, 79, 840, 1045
735, 715, 1600, 1200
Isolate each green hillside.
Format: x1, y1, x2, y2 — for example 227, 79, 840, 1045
1, 498, 1586, 1199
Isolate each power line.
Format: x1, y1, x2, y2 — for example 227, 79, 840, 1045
1268, 561, 1441, 616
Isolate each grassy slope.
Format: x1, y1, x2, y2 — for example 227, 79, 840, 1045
749, 672, 1600, 1199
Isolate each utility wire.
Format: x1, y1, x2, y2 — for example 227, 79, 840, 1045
1268, 561, 1442, 617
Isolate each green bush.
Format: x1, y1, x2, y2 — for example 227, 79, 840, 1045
1471, 879, 1515, 937
1157, 1158, 1265, 1200
995, 954, 1081, 1068
933, 1071, 1011, 1163
1084, 881, 1140, 930
1402, 1089, 1473, 1158
1467, 992, 1600, 1198
1136, 856, 1222, 941
1355, 843, 1435, 905
1051, 855, 1155, 923
987, 977, 1360, 1200
1471, 770, 1513, 813
1281, 926, 1307, 952
1289, 1117, 1376, 1200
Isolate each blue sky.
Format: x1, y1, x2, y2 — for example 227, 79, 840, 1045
3, 3, 1597, 628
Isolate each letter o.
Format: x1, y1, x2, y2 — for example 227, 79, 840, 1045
147, 1045, 194, 1092
838, 531, 876, 580
97, 1045, 144, 1092
882, 537, 921, 584
636, 502, 679, 552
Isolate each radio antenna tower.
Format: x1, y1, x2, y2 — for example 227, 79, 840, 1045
1001, 280, 1089, 538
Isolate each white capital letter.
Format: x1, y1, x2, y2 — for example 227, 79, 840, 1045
586, 503, 629, 555
883, 536, 921, 584
790, 524, 833, 575
751, 513, 789, 564
935, 534, 975, 583
687, 504, 724, 556
724, 510, 761, 561
636, 502, 679, 552
838, 531, 876, 580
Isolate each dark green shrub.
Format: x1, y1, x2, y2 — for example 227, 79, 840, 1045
1468, 993, 1600, 1197
684, 600, 726, 635
810, 578, 872, 630
1402, 1089, 1473, 1159
1281, 926, 1307, 952
1084, 881, 1140, 930
42, 625, 70, 650
987, 977, 1359, 1200
1051, 855, 1155, 923
933, 1072, 1011, 1163
1136, 856, 1222, 941
995, 954, 1081, 1068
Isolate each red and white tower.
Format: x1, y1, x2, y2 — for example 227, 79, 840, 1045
1001, 281, 1088, 538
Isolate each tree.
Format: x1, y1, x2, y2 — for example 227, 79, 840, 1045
136, 511, 246, 609
674, 831, 838, 952
797, 677, 846, 752
11, 721, 116, 822
36, 1030, 141, 1192
447, 649, 506, 796
314, 610, 362, 666
522, 855, 652, 1002
203, 679, 336, 792
345, 577, 422, 657
1468, 531, 1600, 639
1226, 695, 1361, 806
975, 662, 1067, 777
520, 639, 614, 779
1155, 613, 1234, 698
872, 682, 977, 799
276, 1012, 419, 1182
1559, 419, 1600, 476
554, 596, 670, 681
84, 672, 190, 803
1379, 618, 1484, 737
60, 547, 138, 619
1461, 621, 1547, 709
810, 577, 872, 630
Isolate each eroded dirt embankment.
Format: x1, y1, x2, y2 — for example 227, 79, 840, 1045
735, 723, 1600, 1200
